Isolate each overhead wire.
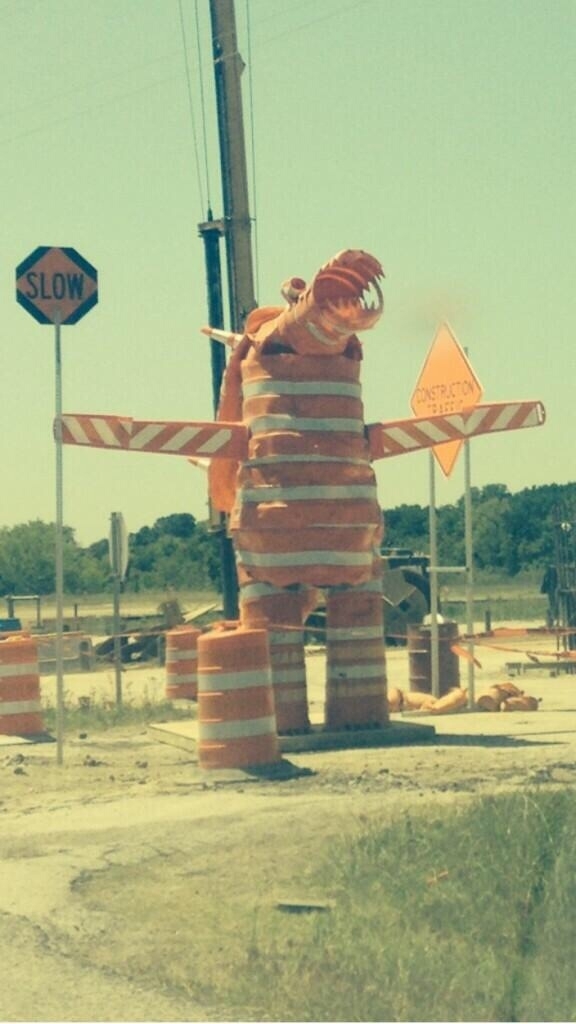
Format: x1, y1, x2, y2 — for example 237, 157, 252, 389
244, 0, 260, 301
178, 0, 207, 218
193, 0, 213, 215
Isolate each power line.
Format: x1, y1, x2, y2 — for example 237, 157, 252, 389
193, 0, 213, 213
245, 0, 260, 301
177, 0, 207, 217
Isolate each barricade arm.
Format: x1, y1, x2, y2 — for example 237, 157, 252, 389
367, 400, 545, 462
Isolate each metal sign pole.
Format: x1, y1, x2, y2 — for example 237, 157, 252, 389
112, 570, 122, 707
54, 311, 65, 765
428, 451, 440, 698
464, 438, 475, 706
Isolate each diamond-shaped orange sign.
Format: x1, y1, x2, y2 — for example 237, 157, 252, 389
410, 322, 483, 476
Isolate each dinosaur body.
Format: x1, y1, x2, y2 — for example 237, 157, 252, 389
209, 250, 389, 732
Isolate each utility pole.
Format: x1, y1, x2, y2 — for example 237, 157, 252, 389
209, 0, 257, 331
198, 0, 257, 619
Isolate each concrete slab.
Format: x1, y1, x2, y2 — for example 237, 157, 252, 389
149, 718, 436, 758
0, 732, 55, 748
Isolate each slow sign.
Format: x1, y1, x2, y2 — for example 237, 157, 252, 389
16, 246, 98, 325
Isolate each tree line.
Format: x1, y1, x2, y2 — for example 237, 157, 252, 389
1, 482, 575, 597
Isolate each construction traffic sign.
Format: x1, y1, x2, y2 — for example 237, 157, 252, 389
411, 322, 483, 475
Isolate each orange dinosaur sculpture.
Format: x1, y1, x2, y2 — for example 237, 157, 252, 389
60, 248, 545, 736
207, 250, 388, 732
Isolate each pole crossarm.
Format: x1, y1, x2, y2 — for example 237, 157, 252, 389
367, 400, 545, 461
58, 413, 249, 459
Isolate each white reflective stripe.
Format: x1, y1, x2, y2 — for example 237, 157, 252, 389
327, 626, 384, 641
166, 648, 198, 662
250, 416, 363, 435
240, 582, 285, 600
384, 426, 426, 450
198, 668, 271, 692
249, 455, 368, 466
64, 417, 90, 444
130, 424, 165, 449
269, 631, 303, 646
166, 673, 197, 686
240, 484, 378, 503
0, 699, 42, 715
242, 379, 361, 398
199, 715, 276, 741
327, 663, 385, 680
238, 550, 372, 568
466, 406, 517, 434
92, 418, 125, 447
0, 662, 38, 678
198, 428, 233, 454
160, 426, 201, 451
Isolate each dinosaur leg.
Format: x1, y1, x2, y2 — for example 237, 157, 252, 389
239, 582, 314, 734
324, 581, 389, 729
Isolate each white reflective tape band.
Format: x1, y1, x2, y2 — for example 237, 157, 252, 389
160, 426, 201, 451
327, 663, 385, 681
199, 715, 276, 741
249, 455, 367, 466
250, 416, 363, 435
384, 426, 427, 450
240, 582, 287, 600
198, 428, 232, 454
242, 379, 361, 399
0, 662, 38, 678
130, 424, 165, 449
0, 699, 42, 715
166, 648, 198, 663
198, 668, 271, 692
64, 417, 90, 444
238, 550, 372, 568
327, 626, 384, 641
93, 418, 125, 447
239, 484, 378, 503
166, 673, 197, 686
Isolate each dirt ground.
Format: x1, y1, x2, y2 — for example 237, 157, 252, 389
2, 627, 576, 1022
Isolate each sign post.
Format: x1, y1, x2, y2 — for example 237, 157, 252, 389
411, 323, 483, 700
109, 512, 129, 707
16, 247, 98, 763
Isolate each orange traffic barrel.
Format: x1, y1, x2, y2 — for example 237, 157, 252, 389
407, 621, 460, 696
324, 585, 389, 729
165, 626, 201, 700
197, 625, 280, 769
240, 584, 310, 733
0, 634, 45, 736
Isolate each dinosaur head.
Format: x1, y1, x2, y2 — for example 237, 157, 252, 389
246, 249, 384, 356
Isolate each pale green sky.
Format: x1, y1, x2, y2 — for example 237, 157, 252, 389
1, 0, 574, 545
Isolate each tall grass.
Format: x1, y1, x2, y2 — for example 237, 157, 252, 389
233, 790, 576, 1021
76, 789, 576, 1022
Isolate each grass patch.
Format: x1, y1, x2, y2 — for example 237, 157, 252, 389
42, 693, 195, 732
76, 789, 576, 1021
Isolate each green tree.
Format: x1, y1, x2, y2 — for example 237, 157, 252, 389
0, 521, 108, 595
